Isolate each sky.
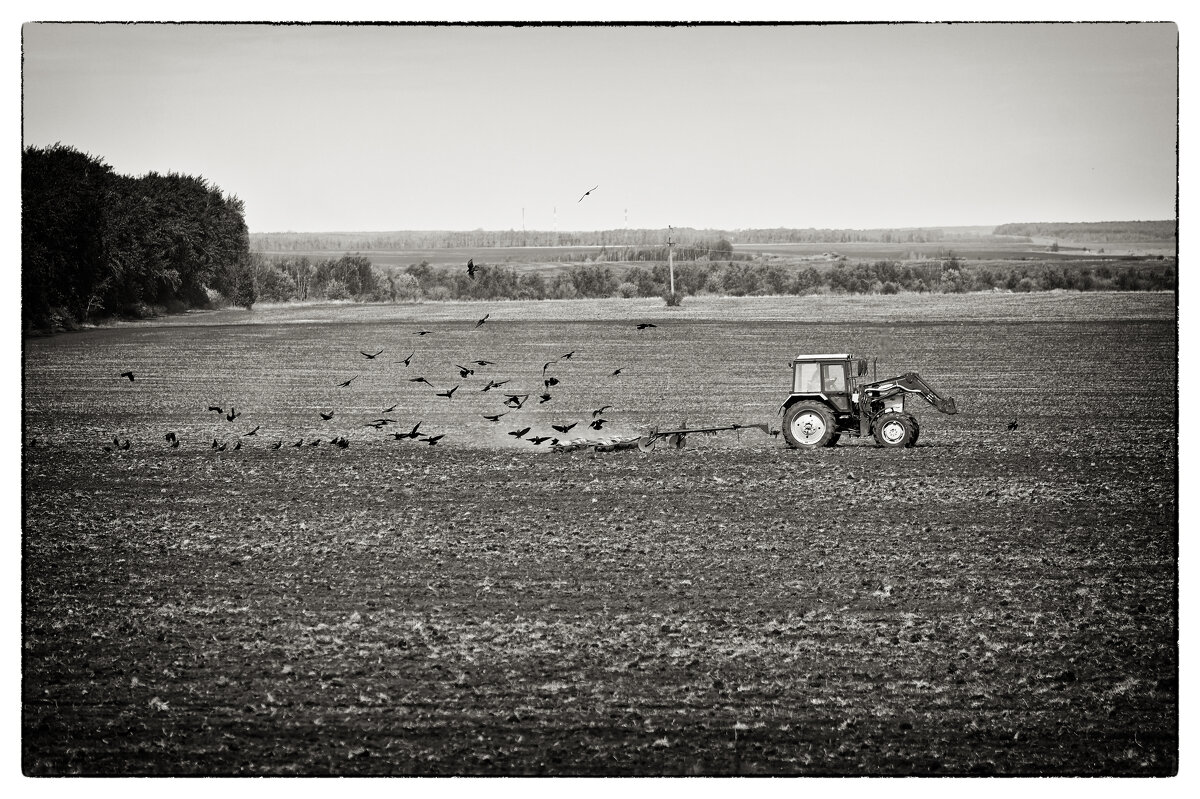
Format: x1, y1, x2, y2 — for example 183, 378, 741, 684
20, 20, 1179, 234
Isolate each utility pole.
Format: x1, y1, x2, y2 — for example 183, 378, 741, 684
667, 225, 675, 296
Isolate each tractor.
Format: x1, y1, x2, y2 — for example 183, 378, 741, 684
780, 353, 958, 448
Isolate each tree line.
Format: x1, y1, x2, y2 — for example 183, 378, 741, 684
22, 144, 253, 330
992, 220, 1176, 243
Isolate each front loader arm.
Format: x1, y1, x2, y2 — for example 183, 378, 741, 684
862, 372, 958, 415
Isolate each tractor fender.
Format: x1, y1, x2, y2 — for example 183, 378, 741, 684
779, 393, 831, 415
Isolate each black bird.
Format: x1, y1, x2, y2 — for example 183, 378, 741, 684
471, 360, 496, 366
552, 422, 576, 434
211, 438, 219, 450
119, 439, 131, 450
475, 313, 489, 328
542, 361, 556, 376
636, 323, 657, 330
216, 441, 227, 452
422, 434, 445, 446
403, 421, 423, 439
504, 394, 528, 409
578, 185, 598, 202
336, 375, 360, 388
208, 406, 223, 414
243, 425, 261, 436
527, 435, 550, 445
508, 427, 531, 439
103, 445, 113, 453
334, 437, 350, 449
1007, 420, 1018, 431
436, 385, 459, 399
467, 259, 477, 279
395, 352, 415, 367
233, 441, 242, 451
590, 418, 608, 430
113, 436, 121, 447
482, 379, 509, 392
483, 412, 507, 422
550, 438, 559, 447
410, 376, 434, 387
544, 377, 560, 388
382, 404, 398, 413
226, 408, 241, 422
164, 432, 177, 443
592, 405, 612, 417
361, 349, 384, 359
366, 418, 398, 428
455, 364, 475, 378
611, 368, 623, 376
120, 371, 135, 381
320, 411, 335, 421
308, 439, 321, 446
272, 440, 283, 449
539, 393, 552, 404
292, 439, 304, 447
560, 351, 575, 360
414, 331, 432, 336
170, 438, 180, 449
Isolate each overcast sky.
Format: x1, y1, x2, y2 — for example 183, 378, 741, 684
21, 22, 1178, 233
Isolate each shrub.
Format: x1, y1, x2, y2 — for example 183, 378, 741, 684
662, 291, 685, 307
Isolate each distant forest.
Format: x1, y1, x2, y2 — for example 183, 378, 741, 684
22, 144, 254, 330
993, 220, 1175, 242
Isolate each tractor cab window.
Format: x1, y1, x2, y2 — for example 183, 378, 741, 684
822, 363, 847, 393
794, 362, 822, 393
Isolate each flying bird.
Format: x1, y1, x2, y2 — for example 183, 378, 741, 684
483, 412, 507, 422
560, 351, 575, 360
382, 404, 398, 413
467, 259, 477, 279
538, 393, 552, 404
414, 331, 432, 336
336, 375, 359, 387
592, 405, 612, 417
636, 323, 657, 330
120, 371, 135, 381
361, 349, 384, 359
436, 385, 459, 399
226, 408, 241, 422
470, 360, 496, 366
611, 368, 623, 376
503, 394, 528, 409
396, 352, 415, 367
320, 411, 335, 421
422, 434, 445, 446
578, 185, 598, 202
243, 425, 261, 436
475, 313, 490, 328
527, 435, 550, 445
482, 379, 509, 392
207, 406, 223, 414
544, 377, 560, 388
402, 421, 423, 439
233, 441, 242, 451
551, 422, 577, 434
542, 361, 556, 376
455, 364, 476, 378
409, 376, 434, 387
590, 418, 608, 430
508, 427, 531, 439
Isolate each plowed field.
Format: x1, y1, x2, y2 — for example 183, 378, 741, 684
22, 292, 1177, 775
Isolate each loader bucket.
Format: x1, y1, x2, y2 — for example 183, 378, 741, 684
933, 396, 958, 414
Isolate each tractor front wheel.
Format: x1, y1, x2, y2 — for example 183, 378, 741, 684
907, 416, 921, 447
783, 401, 837, 448
874, 412, 916, 448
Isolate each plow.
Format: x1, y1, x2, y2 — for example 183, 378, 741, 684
550, 422, 772, 453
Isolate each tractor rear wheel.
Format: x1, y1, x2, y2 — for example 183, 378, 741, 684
825, 433, 841, 447
783, 401, 837, 448
874, 412, 915, 448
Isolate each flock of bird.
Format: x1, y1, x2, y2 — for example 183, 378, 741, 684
104, 293, 660, 453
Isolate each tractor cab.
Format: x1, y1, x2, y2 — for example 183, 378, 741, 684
788, 354, 868, 413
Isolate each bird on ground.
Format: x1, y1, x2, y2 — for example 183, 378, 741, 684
308, 439, 321, 446
475, 313, 489, 328
552, 422, 577, 434
170, 438, 180, 449
243, 425, 261, 436
414, 331, 432, 336
272, 440, 283, 449
226, 408, 241, 422
102, 445, 113, 453
509, 427, 531, 439
483, 412, 507, 422
216, 442, 227, 452
292, 439, 304, 447
208, 406, 223, 414
636, 323, 657, 330
361, 349, 384, 359
409, 376, 434, 387
539, 393, 552, 404
233, 441, 242, 451
471, 360, 496, 366
336, 375, 360, 387
592, 405, 612, 417
611, 368, 623, 377
211, 439, 219, 450
1007, 420, 1018, 431
467, 259, 477, 279
578, 185, 598, 202
590, 418, 608, 430
332, 436, 350, 449
119, 439, 131, 450
382, 404, 398, 413
113, 436, 121, 448
165, 432, 177, 443
455, 364, 475, 378
436, 385, 459, 399
527, 435, 550, 445
320, 411, 335, 421
120, 371, 135, 381
422, 434, 445, 446
395, 352, 415, 367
